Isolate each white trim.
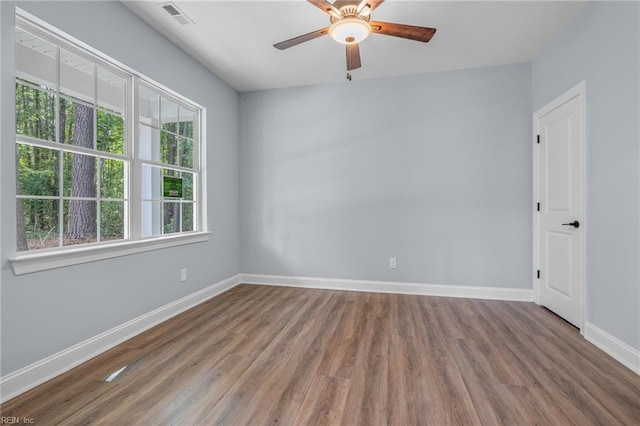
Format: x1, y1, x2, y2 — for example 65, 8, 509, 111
533, 80, 587, 332
536, 81, 586, 117
584, 323, 640, 376
533, 103, 541, 305
240, 274, 534, 302
0, 274, 241, 403
10, 231, 210, 275
199, 108, 207, 232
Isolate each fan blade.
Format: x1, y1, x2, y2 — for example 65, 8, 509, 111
370, 21, 436, 43
307, 0, 342, 18
273, 28, 329, 50
346, 43, 362, 71
333, 1, 352, 8
356, 0, 385, 16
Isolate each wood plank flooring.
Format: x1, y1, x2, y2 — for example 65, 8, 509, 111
2, 284, 639, 425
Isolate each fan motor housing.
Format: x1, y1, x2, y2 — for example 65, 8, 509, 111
330, 5, 372, 24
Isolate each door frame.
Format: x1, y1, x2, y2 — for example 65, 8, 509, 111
533, 80, 587, 333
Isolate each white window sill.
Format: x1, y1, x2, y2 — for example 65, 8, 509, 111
9, 232, 210, 276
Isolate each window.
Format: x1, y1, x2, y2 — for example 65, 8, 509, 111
14, 15, 204, 262
138, 83, 199, 237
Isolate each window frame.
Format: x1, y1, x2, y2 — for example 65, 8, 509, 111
134, 79, 202, 239
10, 11, 209, 276
15, 18, 133, 249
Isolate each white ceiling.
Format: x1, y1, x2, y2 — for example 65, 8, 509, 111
122, 0, 587, 92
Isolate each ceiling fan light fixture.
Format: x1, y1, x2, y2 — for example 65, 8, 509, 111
329, 18, 371, 45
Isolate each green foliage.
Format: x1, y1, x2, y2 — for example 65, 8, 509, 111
20, 199, 58, 249
59, 97, 77, 145
20, 168, 57, 195
101, 159, 124, 199
101, 201, 124, 239
161, 123, 194, 168
17, 145, 58, 196
179, 121, 193, 139
16, 83, 127, 249
15, 82, 56, 141
16, 81, 196, 248
182, 202, 194, 232
183, 172, 194, 200
162, 202, 194, 234
97, 109, 124, 154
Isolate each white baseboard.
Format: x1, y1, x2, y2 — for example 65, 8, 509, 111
0, 274, 241, 404
240, 274, 535, 302
584, 322, 640, 375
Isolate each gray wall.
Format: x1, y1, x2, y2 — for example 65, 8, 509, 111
240, 63, 533, 288
0, 1, 240, 375
533, 1, 640, 350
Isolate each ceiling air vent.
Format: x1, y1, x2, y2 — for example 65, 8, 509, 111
159, 2, 194, 26
162, 4, 180, 16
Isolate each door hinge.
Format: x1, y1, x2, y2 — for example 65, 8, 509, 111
537, 270, 540, 279
537, 134, 540, 144
537, 202, 540, 212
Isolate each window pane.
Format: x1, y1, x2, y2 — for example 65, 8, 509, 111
60, 97, 95, 147
160, 131, 179, 166
63, 199, 97, 245
142, 201, 162, 236
182, 202, 194, 232
97, 67, 124, 115
179, 137, 193, 168
179, 106, 194, 138
100, 201, 125, 241
97, 109, 124, 154
141, 165, 162, 200
15, 83, 56, 141
15, 28, 57, 91
139, 85, 159, 127
60, 48, 94, 105
16, 144, 59, 196
163, 202, 180, 234
139, 124, 160, 162
182, 172, 193, 201
101, 158, 125, 199
64, 152, 97, 197
17, 198, 59, 251
161, 97, 178, 134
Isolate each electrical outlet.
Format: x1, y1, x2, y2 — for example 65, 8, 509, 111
389, 258, 397, 269
180, 268, 187, 282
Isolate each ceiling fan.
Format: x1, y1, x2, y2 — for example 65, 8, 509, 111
273, 0, 436, 79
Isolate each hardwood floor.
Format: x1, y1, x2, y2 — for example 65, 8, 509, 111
2, 284, 639, 425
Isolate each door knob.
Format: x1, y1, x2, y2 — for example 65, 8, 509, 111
562, 221, 580, 228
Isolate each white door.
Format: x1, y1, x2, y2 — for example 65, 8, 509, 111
535, 83, 585, 329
